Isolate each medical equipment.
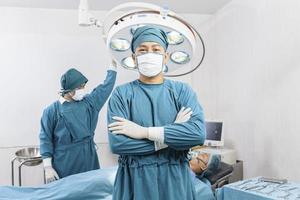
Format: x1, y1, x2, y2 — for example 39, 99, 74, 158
205, 162, 234, 191
218, 177, 300, 200
204, 121, 224, 147
78, 1, 205, 77
259, 177, 288, 184
11, 147, 43, 186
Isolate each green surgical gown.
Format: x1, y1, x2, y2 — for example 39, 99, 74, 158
107, 79, 207, 200
39, 70, 116, 178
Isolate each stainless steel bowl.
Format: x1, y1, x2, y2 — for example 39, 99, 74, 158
15, 147, 42, 166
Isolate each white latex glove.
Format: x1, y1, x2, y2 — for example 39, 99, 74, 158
108, 116, 148, 139
154, 107, 192, 151
43, 158, 60, 184
108, 59, 117, 71
45, 167, 60, 183
174, 107, 193, 123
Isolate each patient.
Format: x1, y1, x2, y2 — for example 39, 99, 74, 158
189, 153, 221, 177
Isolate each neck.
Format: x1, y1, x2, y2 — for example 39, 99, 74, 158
63, 95, 73, 102
139, 73, 164, 84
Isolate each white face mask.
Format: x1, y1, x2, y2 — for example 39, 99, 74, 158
136, 53, 164, 77
72, 89, 87, 101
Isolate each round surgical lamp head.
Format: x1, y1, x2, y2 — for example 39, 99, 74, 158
122, 56, 135, 69
171, 51, 190, 64
167, 31, 184, 45
110, 38, 130, 52
78, 1, 205, 77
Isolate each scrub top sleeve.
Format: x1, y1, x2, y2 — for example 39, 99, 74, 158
107, 89, 156, 156
163, 84, 206, 150
85, 70, 117, 112
39, 108, 55, 159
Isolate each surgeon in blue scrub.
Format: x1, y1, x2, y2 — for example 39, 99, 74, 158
39, 62, 117, 184
108, 26, 214, 200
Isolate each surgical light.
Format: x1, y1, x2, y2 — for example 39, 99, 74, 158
78, 1, 205, 77
122, 57, 135, 69
171, 51, 190, 64
167, 31, 184, 45
110, 38, 130, 52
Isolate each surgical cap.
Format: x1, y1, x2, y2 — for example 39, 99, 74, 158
131, 25, 169, 53
60, 68, 88, 94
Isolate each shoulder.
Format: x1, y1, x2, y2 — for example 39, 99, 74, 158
42, 101, 58, 117
112, 80, 137, 98
164, 79, 194, 95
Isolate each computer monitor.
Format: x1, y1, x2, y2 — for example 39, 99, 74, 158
204, 121, 224, 147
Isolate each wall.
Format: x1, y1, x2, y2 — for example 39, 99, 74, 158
193, 0, 300, 181
2, 0, 299, 186
0, 7, 209, 186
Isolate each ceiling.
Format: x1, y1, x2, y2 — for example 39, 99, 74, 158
0, 0, 231, 14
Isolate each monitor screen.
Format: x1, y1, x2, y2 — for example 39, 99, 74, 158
205, 121, 223, 141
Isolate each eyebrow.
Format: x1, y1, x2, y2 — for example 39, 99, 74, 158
137, 44, 162, 49
138, 45, 148, 48
152, 44, 161, 48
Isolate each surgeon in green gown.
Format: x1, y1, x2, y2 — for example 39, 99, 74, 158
107, 26, 213, 200
39, 62, 117, 183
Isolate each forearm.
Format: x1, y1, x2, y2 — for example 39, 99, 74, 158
40, 140, 53, 159
108, 118, 205, 152
146, 117, 205, 150
39, 129, 54, 159
86, 70, 117, 110
108, 133, 156, 156
163, 120, 205, 150
93, 70, 116, 99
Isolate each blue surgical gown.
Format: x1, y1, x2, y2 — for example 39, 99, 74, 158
107, 79, 208, 200
39, 70, 116, 178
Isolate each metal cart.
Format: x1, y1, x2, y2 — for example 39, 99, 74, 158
11, 147, 43, 186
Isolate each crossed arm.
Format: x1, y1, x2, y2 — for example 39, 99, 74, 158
107, 86, 206, 156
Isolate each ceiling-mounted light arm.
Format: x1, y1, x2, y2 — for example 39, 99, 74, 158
160, 5, 170, 19
101, 2, 177, 36
78, 0, 103, 28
